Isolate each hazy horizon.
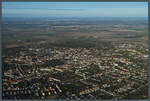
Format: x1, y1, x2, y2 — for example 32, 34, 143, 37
2, 2, 148, 18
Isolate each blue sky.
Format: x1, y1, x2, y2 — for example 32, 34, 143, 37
2, 2, 148, 18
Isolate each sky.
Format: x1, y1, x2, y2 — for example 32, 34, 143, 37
2, 2, 148, 18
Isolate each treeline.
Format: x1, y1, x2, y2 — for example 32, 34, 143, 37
48, 37, 114, 50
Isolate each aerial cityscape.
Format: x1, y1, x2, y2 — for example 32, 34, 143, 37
2, 2, 148, 99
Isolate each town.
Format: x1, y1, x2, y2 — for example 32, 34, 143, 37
2, 39, 148, 99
